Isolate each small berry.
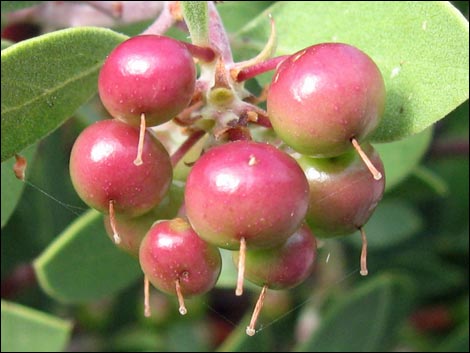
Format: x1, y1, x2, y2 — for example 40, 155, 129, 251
69, 119, 172, 218
267, 43, 385, 158
98, 35, 196, 127
296, 143, 385, 276
185, 141, 309, 250
297, 144, 385, 237
139, 218, 222, 315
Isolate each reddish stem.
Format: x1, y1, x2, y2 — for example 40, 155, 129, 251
170, 129, 206, 167
235, 55, 289, 82
183, 42, 217, 63
142, 1, 177, 35
208, 1, 233, 64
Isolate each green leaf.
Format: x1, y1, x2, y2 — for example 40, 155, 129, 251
376, 128, 433, 191
1, 27, 127, 162
238, 2, 469, 142
1, 300, 72, 352
349, 200, 423, 250
295, 274, 413, 352
218, 1, 274, 34
182, 1, 209, 46
1, 1, 43, 12
1, 143, 37, 228
382, 251, 465, 298
34, 209, 141, 303
1, 39, 13, 50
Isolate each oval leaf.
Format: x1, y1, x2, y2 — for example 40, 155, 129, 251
34, 209, 141, 303
295, 274, 413, 352
1, 300, 71, 352
238, 2, 469, 142
1, 27, 127, 162
1, 143, 37, 228
376, 127, 433, 191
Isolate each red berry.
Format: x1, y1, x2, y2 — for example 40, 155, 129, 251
98, 35, 196, 127
69, 119, 172, 217
297, 143, 385, 237
267, 43, 385, 157
185, 141, 309, 250
139, 218, 222, 297
232, 225, 317, 290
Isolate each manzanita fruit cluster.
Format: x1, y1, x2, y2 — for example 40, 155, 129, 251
69, 4, 386, 336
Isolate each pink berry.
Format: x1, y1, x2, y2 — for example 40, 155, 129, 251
267, 43, 385, 157
297, 143, 385, 237
185, 141, 309, 250
232, 225, 317, 290
69, 119, 172, 217
98, 35, 196, 127
139, 218, 222, 297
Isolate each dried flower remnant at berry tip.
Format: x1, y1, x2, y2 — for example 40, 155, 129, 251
14, 154, 27, 181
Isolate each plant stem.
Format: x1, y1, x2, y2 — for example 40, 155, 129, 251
170, 129, 206, 167
183, 42, 216, 62
142, 1, 176, 35
207, 1, 233, 64
235, 55, 289, 82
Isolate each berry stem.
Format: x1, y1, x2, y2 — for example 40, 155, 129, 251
13, 154, 27, 181
175, 279, 187, 315
133, 113, 146, 166
235, 56, 289, 82
351, 138, 382, 180
359, 227, 368, 276
183, 42, 216, 63
246, 284, 268, 336
236, 237, 247, 296
144, 276, 151, 317
170, 129, 206, 167
108, 200, 121, 244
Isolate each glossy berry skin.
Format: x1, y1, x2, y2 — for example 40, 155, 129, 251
98, 35, 196, 127
139, 218, 222, 297
296, 143, 385, 237
70, 119, 172, 217
233, 225, 317, 289
267, 43, 386, 157
185, 141, 309, 250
